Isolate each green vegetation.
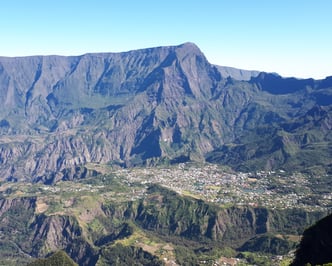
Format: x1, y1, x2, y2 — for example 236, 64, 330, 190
238, 252, 272, 266
97, 243, 163, 266
239, 234, 297, 255
27, 251, 77, 266
174, 246, 200, 266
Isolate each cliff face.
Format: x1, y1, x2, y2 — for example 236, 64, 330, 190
133, 185, 325, 247
0, 197, 97, 265
0, 43, 331, 182
30, 214, 82, 255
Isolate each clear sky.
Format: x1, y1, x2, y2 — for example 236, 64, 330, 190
1, 0, 331, 79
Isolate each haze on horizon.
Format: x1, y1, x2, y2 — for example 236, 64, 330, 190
1, 0, 331, 79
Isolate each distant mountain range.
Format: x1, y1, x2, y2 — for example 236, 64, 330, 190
0, 42, 331, 182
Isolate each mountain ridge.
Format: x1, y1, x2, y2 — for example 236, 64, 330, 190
0, 42, 331, 182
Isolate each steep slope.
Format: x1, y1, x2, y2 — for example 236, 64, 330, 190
291, 213, 332, 266
0, 43, 331, 181
133, 185, 326, 248
206, 104, 332, 173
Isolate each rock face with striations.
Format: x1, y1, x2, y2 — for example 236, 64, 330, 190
0, 43, 331, 182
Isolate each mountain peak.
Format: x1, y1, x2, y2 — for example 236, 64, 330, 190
173, 42, 204, 57
170, 42, 207, 65
177, 42, 201, 50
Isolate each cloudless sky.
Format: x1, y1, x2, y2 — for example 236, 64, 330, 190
1, 0, 331, 79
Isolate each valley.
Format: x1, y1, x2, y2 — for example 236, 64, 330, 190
1, 162, 331, 265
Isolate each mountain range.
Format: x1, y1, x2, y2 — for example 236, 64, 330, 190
0, 42, 331, 183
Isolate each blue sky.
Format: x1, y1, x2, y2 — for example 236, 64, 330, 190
1, 0, 331, 79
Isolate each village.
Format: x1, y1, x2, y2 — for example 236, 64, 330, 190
2, 162, 331, 213
112, 163, 332, 211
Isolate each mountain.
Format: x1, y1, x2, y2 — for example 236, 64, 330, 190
206, 104, 332, 174
0, 42, 331, 182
